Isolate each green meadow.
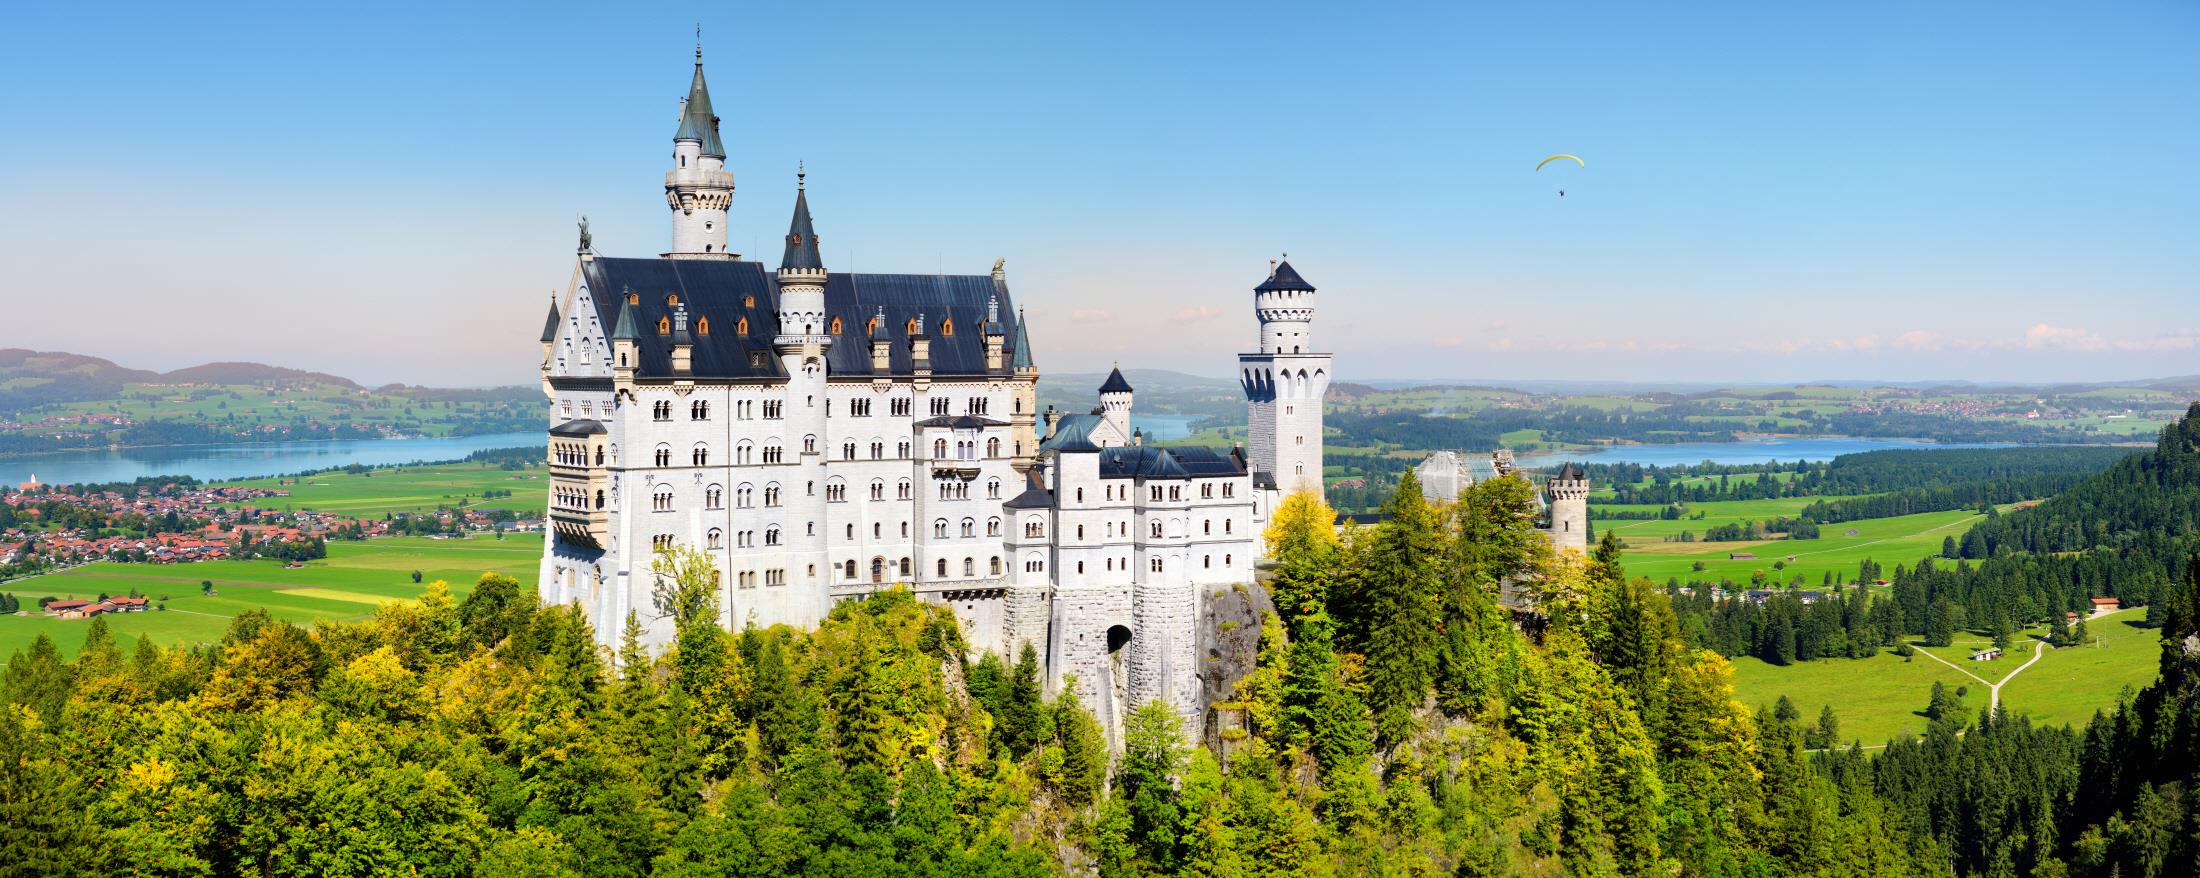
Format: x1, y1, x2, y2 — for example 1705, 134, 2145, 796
0, 533, 540, 658
2000, 609, 2160, 728
1606, 501, 1984, 585
223, 461, 548, 517
1730, 650, 1980, 747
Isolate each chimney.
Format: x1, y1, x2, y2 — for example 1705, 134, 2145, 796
909, 312, 932, 374
1043, 405, 1060, 435
868, 306, 891, 372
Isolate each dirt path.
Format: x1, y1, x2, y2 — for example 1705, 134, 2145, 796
1911, 637, 2049, 713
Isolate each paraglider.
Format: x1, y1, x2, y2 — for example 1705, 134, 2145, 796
1538, 153, 1583, 196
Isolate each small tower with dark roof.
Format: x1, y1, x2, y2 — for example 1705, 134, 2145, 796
1547, 462, 1591, 552
1099, 365, 1134, 444
664, 45, 736, 260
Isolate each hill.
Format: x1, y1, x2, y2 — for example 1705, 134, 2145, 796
0, 348, 368, 413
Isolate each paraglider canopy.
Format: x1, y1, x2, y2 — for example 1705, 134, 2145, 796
1537, 154, 1583, 196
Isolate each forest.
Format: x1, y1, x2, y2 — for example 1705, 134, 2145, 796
4, 417, 2199, 875
1593, 446, 2131, 506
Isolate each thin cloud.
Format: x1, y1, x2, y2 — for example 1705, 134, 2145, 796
1070, 309, 1113, 323
1172, 305, 1220, 322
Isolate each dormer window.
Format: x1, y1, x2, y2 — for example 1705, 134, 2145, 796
665, 293, 679, 307
743, 295, 755, 308
657, 316, 671, 336
829, 316, 843, 335
696, 317, 710, 336
905, 318, 920, 334
940, 318, 954, 337
736, 316, 749, 334
627, 292, 640, 306
866, 316, 880, 336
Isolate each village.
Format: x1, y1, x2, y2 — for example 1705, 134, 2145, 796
0, 471, 542, 597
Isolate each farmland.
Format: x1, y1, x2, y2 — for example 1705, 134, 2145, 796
0, 533, 540, 658
1606, 501, 1986, 585
221, 460, 548, 517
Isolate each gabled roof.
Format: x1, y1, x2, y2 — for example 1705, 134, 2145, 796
1041, 413, 1104, 452
673, 61, 726, 158
1098, 367, 1133, 395
1095, 445, 1249, 480
780, 186, 823, 271
576, 257, 1020, 380
1255, 260, 1315, 292
540, 302, 561, 343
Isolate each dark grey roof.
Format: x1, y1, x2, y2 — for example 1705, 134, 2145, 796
577, 257, 1021, 380
1095, 446, 1246, 481
673, 62, 726, 158
540, 302, 561, 343
1098, 367, 1133, 395
1251, 471, 1277, 490
914, 414, 1009, 429
1041, 413, 1103, 452
1255, 260, 1315, 292
780, 187, 823, 271
1555, 462, 1586, 480
550, 419, 607, 436
1004, 471, 1054, 508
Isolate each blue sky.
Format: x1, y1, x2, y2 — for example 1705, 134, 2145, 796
1, 0, 2194, 386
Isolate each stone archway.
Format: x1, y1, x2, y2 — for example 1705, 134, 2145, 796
1106, 624, 1134, 719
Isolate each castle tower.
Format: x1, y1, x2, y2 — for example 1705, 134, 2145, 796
664, 47, 735, 260
1548, 463, 1590, 551
1239, 260, 1331, 497
1098, 366, 1133, 443
774, 170, 832, 618
1009, 304, 1041, 473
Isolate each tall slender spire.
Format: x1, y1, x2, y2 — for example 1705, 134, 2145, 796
780, 168, 824, 271
1011, 307, 1035, 371
673, 44, 725, 158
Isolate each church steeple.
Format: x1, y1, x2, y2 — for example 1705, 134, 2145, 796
664, 44, 735, 260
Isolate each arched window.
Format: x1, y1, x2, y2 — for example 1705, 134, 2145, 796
765, 526, 781, 546
844, 560, 856, 579
691, 400, 709, 419
870, 480, 885, 501
987, 478, 1001, 499
963, 557, 975, 576
737, 484, 753, 507
764, 484, 781, 506
594, 489, 605, 509
936, 558, 948, 577
987, 517, 1001, 537
804, 435, 817, 454
696, 316, 710, 336
934, 519, 949, 538
961, 518, 975, 538
692, 444, 708, 466
933, 438, 948, 459
652, 485, 673, 512
707, 529, 723, 549
843, 441, 856, 459
989, 556, 1002, 575
654, 445, 671, 467
736, 316, 749, 334
1151, 557, 1163, 573
900, 557, 912, 576
706, 485, 722, 509
987, 437, 1001, 457
1152, 521, 1163, 538
657, 316, 671, 335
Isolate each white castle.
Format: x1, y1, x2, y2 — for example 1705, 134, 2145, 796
534, 52, 1329, 734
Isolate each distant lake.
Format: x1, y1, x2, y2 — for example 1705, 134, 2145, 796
1134, 415, 1201, 440
0, 432, 544, 487
1512, 437, 2014, 469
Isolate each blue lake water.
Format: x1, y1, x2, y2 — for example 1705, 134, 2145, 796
1511, 437, 2014, 469
1133, 415, 1201, 440
0, 432, 545, 487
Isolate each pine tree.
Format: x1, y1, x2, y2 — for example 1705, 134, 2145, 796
1355, 470, 1444, 743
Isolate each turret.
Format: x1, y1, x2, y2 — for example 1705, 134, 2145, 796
1547, 463, 1590, 551
1240, 258, 1331, 498
775, 168, 829, 355
539, 297, 561, 366
611, 298, 640, 392
1254, 259, 1317, 355
664, 47, 736, 260
1099, 366, 1133, 442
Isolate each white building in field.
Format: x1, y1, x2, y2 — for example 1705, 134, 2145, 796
534, 51, 1328, 736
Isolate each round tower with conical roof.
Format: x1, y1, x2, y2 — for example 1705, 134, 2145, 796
665, 47, 736, 260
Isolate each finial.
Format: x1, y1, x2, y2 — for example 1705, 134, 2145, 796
797, 160, 806, 190
695, 23, 703, 62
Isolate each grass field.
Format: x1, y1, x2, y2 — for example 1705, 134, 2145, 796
1731, 608, 2163, 748
0, 533, 540, 658
1731, 650, 1981, 746
1608, 504, 1983, 585
221, 461, 548, 517
2001, 609, 2160, 728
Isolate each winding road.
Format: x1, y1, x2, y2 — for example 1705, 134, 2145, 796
1911, 636, 2049, 713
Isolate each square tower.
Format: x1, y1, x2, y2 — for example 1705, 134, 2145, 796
1239, 260, 1330, 498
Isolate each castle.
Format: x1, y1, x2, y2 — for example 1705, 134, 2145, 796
534, 51, 1329, 735
1415, 451, 1590, 551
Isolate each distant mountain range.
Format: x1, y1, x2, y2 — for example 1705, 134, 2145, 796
0, 349, 457, 413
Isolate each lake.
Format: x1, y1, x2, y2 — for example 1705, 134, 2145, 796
1511, 437, 2013, 469
0, 432, 544, 487
1133, 415, 1202, 440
